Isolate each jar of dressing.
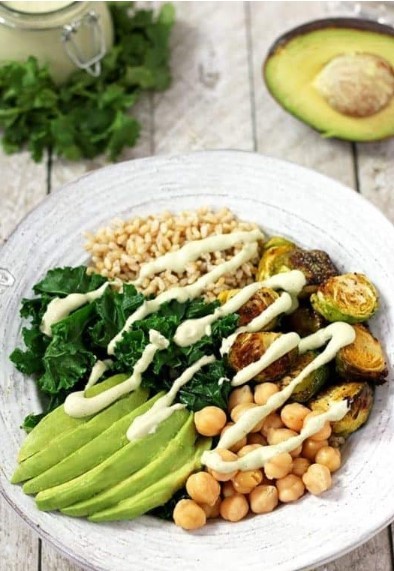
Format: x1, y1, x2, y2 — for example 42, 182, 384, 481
0, 1, 114, 83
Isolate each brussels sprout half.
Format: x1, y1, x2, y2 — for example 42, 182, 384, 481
276, 351, 330, 402
336, 324, 388, 383
228, 331, 298, 382
257, 244, 296, 281
218, 287, 280, 329
311, 273, 379, 324
309, 381, 374, 438
262, 236, 296, 251
282, 303, 327, 337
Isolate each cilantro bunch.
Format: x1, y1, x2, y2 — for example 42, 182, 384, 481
0, 2, 175, 162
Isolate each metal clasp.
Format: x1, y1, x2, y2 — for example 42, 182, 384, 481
62, 11, 106, 77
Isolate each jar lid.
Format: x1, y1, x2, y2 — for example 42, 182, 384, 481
0, 1, 89, 29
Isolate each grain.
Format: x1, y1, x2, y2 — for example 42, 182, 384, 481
85, 208, 262, 299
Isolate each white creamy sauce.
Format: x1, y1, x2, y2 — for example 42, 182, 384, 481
127, 355, 215, 441
84, 359, 113, 391
64, 331, 169, 418
41, 282, 109, 337
174, 270, 305, 349
107, 241, 258, 355
3, 1, 73, 12
217, 322, 355, 451
134, 229, 264, 284
201, 401, 349, 472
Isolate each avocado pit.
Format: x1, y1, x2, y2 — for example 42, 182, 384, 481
314, 53, 394, 117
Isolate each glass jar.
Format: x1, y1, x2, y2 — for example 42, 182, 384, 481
0, 1, 114, 83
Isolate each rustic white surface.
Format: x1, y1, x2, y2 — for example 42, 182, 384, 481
0, 2, 393, 571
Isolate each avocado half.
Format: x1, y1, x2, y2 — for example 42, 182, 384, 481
263, 18, 394, 141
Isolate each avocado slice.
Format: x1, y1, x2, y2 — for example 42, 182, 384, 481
89, 437, 211, 522
12, 386, 148, 484
18, 373, 130, 463
264, 18, 394, 141
62, 413, 197, 517
35, 408, 190, 511
23, 392, 163, 495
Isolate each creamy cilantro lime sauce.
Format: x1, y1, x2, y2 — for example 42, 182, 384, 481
201, 401, 349, 472
64, 331, 168, 418
126, 355, 216, 440
41, 282, 110, 337
214, 322, 355, 453
84, 359, 113, 391
134, 229, 264, 284
107, 241, 258, 355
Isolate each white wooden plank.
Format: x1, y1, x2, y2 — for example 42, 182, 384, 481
0, 499, 39, 571
41, 543, 80, 571
50, 97, 153, 191
249, 1, 355, 187
152, 1, 254, 153
319, 528, 393, 571
357, 140, 394, 224
0, 149, 46, 570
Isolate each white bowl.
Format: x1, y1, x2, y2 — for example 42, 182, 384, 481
1, 151, 393, 571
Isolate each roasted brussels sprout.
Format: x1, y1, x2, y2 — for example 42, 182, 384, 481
309, 381, 374, 438
218, 287, 280, 328
276, 351, 329, 402
336, 324, 388, 383
263, 236, 296, 251
228, 332, 298, 382
257, 244, 296, 281
311, 273, 379, 324
282, 304, 327, 337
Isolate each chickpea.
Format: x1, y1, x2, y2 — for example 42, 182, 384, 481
276, 474, 305, 503
222, 480, 237, 497
250, 485, 278, 514
231, 403, 264, 432
303, 412, 332, 441
292, 457, 311, 477
237, 443, 262, 458
208, 449, 238, 482
266, 428, 302, 458
264, 452, 293, 480
194, 406, 227, 437
201, 497, 221, 519
254, 382, 279, 405
280, 403, 310, 432
220, 493, 249, 522
261, 413, 284, 437
173, 499, 206, 530
232, 469, 263, 494
228, 385, 253, 412
315, 446, 341, 473
186, 472, 221, 506
220, 422, 247, 453
302, 463, 332, 495
247, 433, 267, 446
302, 438, 328, 462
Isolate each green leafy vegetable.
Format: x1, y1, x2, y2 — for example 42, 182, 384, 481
0, 3, 175, 162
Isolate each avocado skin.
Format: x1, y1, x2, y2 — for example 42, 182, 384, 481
89, 438, 211, 522
62, 413, 197, 517
263, 18, 394, 142
12, 385, 148, 484
17, 374, 129, 463
23, 392, 163, 495
35, 408, 190, 511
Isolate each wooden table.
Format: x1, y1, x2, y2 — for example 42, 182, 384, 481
1, 2, 393, 570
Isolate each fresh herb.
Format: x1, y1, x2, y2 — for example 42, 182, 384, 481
10, 265, 239, 430
0, 2, 175, 162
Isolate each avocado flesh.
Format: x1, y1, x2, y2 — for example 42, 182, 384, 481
265, 26, 394, 141
12, 386, 148, 484
62, 413, 197, 517
23, 392, 163, 495
89, 438, 211, 522
35, 408, 190, 511
17, 374, 129, 463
